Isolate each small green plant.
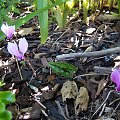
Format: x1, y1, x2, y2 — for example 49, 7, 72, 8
51, 0, 75, 29
0, 81, 15, 120
0, 0, 20, 26
48, 62, 78, 78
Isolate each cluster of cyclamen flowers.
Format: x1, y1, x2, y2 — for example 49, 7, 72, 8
1, 23, 28, 60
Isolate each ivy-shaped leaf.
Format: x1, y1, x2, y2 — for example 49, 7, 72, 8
48, 62, 77, 78
0, 91, 15, 105
0, 110, 12, 120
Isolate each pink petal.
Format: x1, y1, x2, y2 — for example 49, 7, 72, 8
1, 23, 15, 39
1, 23, 8, 35
18, 37, 28, 55
7, 42, 20, 57
6, 25, 15, 39
111, 68, 120, 92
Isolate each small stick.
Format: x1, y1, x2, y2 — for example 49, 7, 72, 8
50, 28, 70, 50
91, 90, 114, 118
16, 58, 23, 80
56, 47, 120, 60
109, 98, 120, 106
55, 100, 69, 120
99, 103, 106, 117
25, 58, 36, 77
110, 101, 120, 117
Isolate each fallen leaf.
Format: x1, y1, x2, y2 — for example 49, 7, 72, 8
95, 80, 108, 98
47, 74, 56, 82
41, 56, 49, 68
34, 53, 47, 59
61, 81, 78, 102
18, 27, 34, 36
75, 87, 89, 115
81, 45, 93, 63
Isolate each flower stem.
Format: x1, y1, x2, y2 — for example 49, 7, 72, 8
25, 58, 36, 77
16, 58, 23, 80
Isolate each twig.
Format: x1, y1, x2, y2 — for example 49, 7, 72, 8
16, 58, 23, 80
109, 98, 120, 106
93, 66, 112, 74
110, 101, 120, 117
56, 47, 120, 60
25, 59, 36, 77
99, 103, 106, 117
91, 90, 114, 118
50, 28, 70, 50
55, 100, 69, 120
74, 72, 108, 79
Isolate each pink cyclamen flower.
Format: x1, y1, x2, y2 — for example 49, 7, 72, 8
7, 38, 28, 60
110, 68, 120, 92
1, 23, 15, 39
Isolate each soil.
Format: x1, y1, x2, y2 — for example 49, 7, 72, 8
1, 3, 120, 120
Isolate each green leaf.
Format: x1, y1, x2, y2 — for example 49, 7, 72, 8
36, 0, 48, 44
0, 102, 5, 113
0, 0, 69, 41
0, 110, 12, 120
0, 91, 15, 105
0, 80, 5, 87
48, 62, 78, 78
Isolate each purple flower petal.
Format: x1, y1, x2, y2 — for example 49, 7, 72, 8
7, 41, 23, 60
1, 23, 15, 39
111, 68, 120, 92
7, 42, 20, 57
6, 26, 15, 39
18, 37, 28, 55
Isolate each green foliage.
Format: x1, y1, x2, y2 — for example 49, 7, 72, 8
51, 0, 75, 29
48, 62, 78, 78
0, 91, 15, 105
82, 0, 89, 23
0, 80, 5, 87
117, 0, 120, 15
0, 91, 15, 120
0, 0, 120, 43
0, 0, 69, 43
36, 0, 48, 44
0, 0, 20, 26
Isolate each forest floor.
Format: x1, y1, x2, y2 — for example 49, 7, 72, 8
1, 3, 120, 120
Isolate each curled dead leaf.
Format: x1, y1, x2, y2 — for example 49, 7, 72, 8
18, 27, 33, 36
61, 81, 78, 102
75, 87, 89, 115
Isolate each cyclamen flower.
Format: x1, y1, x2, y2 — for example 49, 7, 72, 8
7, 38, 28, 60
1, 23, 15, 39
110, 68, 120, 92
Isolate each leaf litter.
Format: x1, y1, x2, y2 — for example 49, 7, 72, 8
1, 3, 120, 120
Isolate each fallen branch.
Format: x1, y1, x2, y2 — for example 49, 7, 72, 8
56, 47, 120, 60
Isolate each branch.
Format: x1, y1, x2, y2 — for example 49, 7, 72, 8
56, 47, 120, 60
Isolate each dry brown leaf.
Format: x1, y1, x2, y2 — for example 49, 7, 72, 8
41, 56, 48, 68
81, 45, 93, 63
61, 81, 78, 102
18, 27, 33, 36
95, 80, 108, 98
47, 74, 56, 82
75, 87, 89, 115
